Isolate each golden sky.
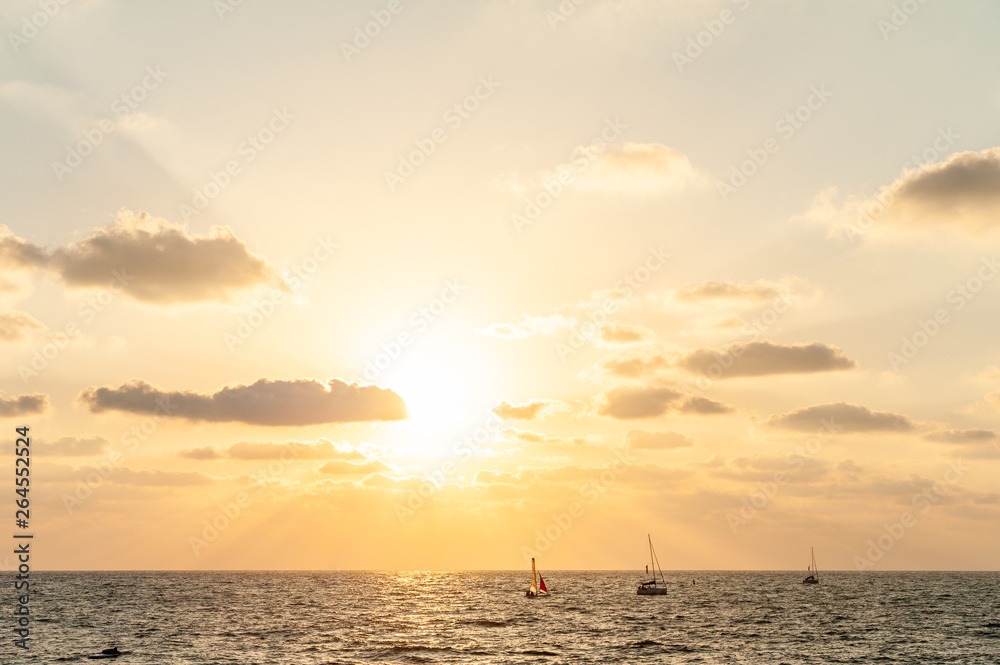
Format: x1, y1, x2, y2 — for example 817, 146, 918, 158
2, 0, 999, 571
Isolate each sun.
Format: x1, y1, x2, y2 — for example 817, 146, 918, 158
378, 339, 496, 455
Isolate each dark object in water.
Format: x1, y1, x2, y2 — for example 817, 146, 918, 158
88, 647, 131, 659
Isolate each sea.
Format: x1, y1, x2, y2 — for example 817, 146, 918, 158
2, 571, 998, 664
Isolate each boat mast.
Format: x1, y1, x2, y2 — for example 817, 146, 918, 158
648, 534, 665, 584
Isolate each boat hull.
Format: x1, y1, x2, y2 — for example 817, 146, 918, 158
802, 576, 819, 584
637, 586, 667, 595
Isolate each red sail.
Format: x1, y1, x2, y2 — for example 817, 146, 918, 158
539, 575, 547, 593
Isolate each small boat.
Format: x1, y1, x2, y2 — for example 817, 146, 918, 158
525, 557, 550, 597
636, 534, 667, 595
802, 547, 819, 584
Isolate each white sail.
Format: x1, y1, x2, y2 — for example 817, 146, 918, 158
530, 557, 537, 595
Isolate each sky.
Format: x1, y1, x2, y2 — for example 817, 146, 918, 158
1, 0, 999, 571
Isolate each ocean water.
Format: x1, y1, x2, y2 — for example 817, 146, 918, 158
1, 571, 998, 664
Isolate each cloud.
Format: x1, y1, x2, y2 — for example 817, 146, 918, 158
498, 142, 703, 197
501, 428, 591, 448
0, 211, 285, 304
672, 279, 785, 303
474, 470, 519, 485
0, 311, 46, 342
879, 147, 1000, 230
0, 392, 50, 418
600, 322, 650, 344
598, 353, 669, 379
318, 460, 391, 475
225, 440, 366, 461
679, 396, 734, 415
179, 447, 222, 460
710, 454, 832, 484
0, 227, 47, 269
597, 386, 732, 419
0, 277, 22, 293
492, 400, 558, 420
553, 142, 703, 194
762, 402, 916, 433
625, 429, 695, 450
477, 314, 573, 338
112, 469, 214, 486
801, 147, 1000, 238
922, 429, 997, 444
34, 436, 109, 456
677, 341, 857, 378
479, 289, 638, 341
78, 378, 407, 426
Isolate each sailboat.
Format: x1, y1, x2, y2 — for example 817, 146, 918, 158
525, 557, 550, 597
802, 547, 819, 584
636, 534, 667, 595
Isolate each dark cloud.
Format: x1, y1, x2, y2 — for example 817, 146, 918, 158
34, 436, 109, 456
78, 378, 407, 426
597, 386, 733, 419
677, 341, 857, 378
625, 429, 695, 450
762, 402, 916, 433
0, 227, 46, 268
882, 147, 1000, 230
179, 447, 223, 460
0, 212, 284, 303
0, 392, 50, 418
